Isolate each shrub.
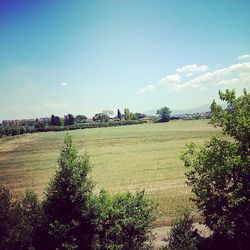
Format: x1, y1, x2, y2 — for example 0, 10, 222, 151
0, 187, 43, 250
165, 211, 198, 250
90, 190, 155, 250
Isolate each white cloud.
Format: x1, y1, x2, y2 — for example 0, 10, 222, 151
176, 64, 208, 73
216, 78, 239, 86
60, 82, 68, 87
161, 62, 250, 92
136, 84, 155, 94
238, 54, 250, 60
160, 74, 181, 84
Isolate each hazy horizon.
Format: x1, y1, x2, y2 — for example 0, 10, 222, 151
1, 0, 250, 120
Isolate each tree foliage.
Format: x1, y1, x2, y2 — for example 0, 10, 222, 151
90, 190, 155, 250
0, 187, 43, 250
43, 135, 94, 249
64, 114, 75, 126
181, 89, 250, 249
210, 89, 250, 150
75, 115, 87, 124
166, 211, 198, 250
93, 113, 110, 123
124, 108, 131, 120
157, 107, 171, 122
50, 115, 61, 126
117, 109, 122, 121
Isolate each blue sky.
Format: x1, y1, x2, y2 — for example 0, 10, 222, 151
0, 0, 250, 119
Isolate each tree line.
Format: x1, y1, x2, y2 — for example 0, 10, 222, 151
0, 107, 183, 137
0, 108, 149, 137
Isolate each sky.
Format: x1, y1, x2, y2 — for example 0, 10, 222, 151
0, 0, 250, 119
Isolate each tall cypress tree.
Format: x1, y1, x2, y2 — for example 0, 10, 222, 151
117, 109, 122, 120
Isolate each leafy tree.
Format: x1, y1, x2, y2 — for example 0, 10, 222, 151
181, 89, 250, 249
75, 115, 87, 124
43, 134, 94, 249
117, 109, 122, 121
64, 114, 75, 126
124, 108, 131, 120
93, 113, 110, 123
157, 107, 171, 122
50, 115, 61, 126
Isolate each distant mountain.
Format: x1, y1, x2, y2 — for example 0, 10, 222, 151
144, 104, 212, 116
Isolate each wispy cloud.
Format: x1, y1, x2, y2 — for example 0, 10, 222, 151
176, 64, 208, 74
136, 84, 155, 94
160, 62, 250, 92
45, 102, 69, 108
238, 54, 250, 60
24, 105, 40, 110
60, 82, 68, 87
159, 74, 181, 84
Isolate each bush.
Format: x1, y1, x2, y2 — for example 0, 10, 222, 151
164, 211, 198, 250
0, 187, 43, 250
90, 190, 155, 250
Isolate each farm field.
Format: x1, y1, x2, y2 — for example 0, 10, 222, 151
0, 120, 224, 225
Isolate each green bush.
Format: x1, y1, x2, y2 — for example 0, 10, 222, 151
0, 187, 43, 250
164, 211, 198, 250
90, 190, 155, 250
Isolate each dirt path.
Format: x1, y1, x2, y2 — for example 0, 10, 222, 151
152, 223, 212, 249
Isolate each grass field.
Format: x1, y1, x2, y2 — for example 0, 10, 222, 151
0, 120, 224, 225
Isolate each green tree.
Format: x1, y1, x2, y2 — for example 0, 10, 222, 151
50, 115, 61, 126
181, 89, 250, 249
64, 114, 75, 126
124, 108, 131, 120
166, 211, 198, 250
43, 134, 94, 249
93, 113, 110, 123
157, 107, 171, 122
117, 109, 122, 121
75, 115, 87, 124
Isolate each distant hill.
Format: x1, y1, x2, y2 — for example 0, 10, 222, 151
144, 104, 212, 116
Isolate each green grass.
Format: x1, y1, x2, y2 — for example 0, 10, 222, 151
0, 120, 224, 225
